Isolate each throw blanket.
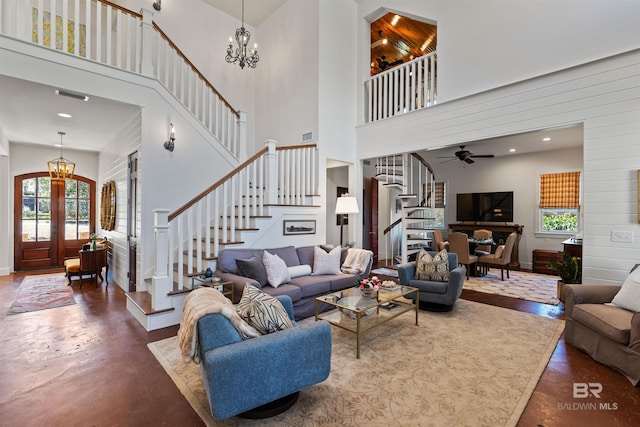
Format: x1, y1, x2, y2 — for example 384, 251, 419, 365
177, 287, 260, 363
341, 248, 373, 275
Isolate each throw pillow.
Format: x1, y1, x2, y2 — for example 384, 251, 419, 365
288, 264, 312, 278
313, 246, 341, 275
236, 285, 293, 334
235, 256, 268, 287
611, 266, 640, 312
415, 249, 450, 282
262, 251, 291, 288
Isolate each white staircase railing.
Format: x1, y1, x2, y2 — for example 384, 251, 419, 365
151, 142, 318, 309
0, 0, 242, 157
379, 152, 438, 264
365, 52, 437, 123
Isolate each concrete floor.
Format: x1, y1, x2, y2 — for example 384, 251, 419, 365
0, 269, 638, 426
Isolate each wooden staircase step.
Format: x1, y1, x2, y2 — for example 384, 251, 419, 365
168, 282, 193, 296
221, 215, 272, 219
263, 203, 321, 207
213, 226, 259, 231
126, 291, 174, 315
172, 264, 206, 277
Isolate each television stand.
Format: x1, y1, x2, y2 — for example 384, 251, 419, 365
448, 223, 524, 269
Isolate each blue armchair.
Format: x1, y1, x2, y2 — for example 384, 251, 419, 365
397, 251, 466, 311
197, 295, 332, 420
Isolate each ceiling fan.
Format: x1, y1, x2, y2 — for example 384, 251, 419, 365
439, 146, 495, 164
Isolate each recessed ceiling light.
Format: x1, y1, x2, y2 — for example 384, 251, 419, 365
509, 148, 516, 152
57, 113, 72, 118
543, 137, 551, 142
391, 15, 400, 26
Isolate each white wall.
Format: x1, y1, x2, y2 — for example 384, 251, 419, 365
326, 166, 348, 246
98, 111, 142, 291
0, 125, 11, 274
431, 146, 584, 269
356, 0, 640, 113
357, 50, 640, 284
254, 0, 320, 151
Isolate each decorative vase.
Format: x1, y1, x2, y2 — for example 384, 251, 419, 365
361, 288, 376, 299
92, 239, 97, 250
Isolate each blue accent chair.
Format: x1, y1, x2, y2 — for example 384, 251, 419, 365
197, 295, 332, 420
397, 251, 466, 311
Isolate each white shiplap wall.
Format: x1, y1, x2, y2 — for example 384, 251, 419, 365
98, 110, 142, 291
357, 50, 640, 285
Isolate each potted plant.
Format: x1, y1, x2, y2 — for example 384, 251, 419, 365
548, 251, 581, 301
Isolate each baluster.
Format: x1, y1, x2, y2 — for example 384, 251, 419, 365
105, 5, 112, 65
196, 200, 202, 273
205, 193, 211, 259
177, 215, 184, 289
213, 189, 219, 257
222, 181, 228, 244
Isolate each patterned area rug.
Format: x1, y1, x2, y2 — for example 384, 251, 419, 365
148, 299, 564, 426
7, 273, 76, 315
464, 269, 561, 305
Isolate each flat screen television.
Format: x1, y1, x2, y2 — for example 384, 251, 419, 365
456, 191, 514, 222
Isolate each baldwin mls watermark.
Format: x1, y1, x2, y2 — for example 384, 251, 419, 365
557, 383, 619, 411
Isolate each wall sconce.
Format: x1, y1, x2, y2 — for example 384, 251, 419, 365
164, 123, 175, 152
153, 0, 161, 11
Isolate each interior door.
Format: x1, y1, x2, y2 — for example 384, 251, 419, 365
128, 151, 139, 292
369, 177, 379, 264
14, 173, 95, 270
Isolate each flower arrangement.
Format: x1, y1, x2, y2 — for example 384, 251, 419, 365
359, 276, 381, 292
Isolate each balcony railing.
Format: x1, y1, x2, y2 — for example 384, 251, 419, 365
365, 52, 437, 123
0, 0, 242, 157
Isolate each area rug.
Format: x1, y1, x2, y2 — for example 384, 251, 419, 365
148, 299, 564, 426
7, 273, 76, 315
463, 270, 561, 305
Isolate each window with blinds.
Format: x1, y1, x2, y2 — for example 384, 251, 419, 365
539, 171, 581, 233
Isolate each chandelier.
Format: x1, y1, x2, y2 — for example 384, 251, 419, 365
225, 0, 259, 69
47, 131, 75, 181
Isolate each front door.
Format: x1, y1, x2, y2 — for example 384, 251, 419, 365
14, 173, 96, 270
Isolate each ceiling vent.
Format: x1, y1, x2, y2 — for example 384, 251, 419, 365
55, 89, 89, 102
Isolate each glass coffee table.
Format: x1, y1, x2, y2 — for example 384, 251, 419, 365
315, 285, 419, 358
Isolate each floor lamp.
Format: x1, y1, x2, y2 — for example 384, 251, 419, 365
335, 195, 359, 247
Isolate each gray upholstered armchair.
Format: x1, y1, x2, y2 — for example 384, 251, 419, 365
197, 295, 332, 420
397, 251, 466, 311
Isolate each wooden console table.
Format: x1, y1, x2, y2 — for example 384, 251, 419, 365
448, 223, 524, 269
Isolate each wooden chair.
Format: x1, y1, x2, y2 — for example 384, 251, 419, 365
447, 232, 478, 279
65, 248, 109, 289
478, 232, 517, 281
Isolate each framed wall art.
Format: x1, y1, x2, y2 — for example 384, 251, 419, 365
283, 220, 316, 235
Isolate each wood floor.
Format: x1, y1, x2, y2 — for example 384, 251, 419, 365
1, 269, 638, 426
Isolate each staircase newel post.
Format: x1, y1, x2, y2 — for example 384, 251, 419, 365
139, 8, 155, 77
264, 140, 278, 205
152, 209, 172, 310
238, 110, 247, 160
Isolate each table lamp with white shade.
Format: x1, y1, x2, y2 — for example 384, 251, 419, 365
335, 194, 359, 246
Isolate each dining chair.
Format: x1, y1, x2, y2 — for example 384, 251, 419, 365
432, 230, 449, 252
478, 232, 517, 280
472, 229, 493, 256
447, 232, 478, 279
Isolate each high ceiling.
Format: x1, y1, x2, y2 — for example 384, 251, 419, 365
201, 0, 287, 26
370, 12, 437, 75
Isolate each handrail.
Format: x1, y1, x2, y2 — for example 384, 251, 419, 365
99, 0, 142, 18
168, 143, 319, 221
410, 152, 435, 177
152, 23, 239, 119
384, 218, 402, 235
168, 146, 268, 221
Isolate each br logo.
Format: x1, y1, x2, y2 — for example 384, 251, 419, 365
573, 383, 602, 398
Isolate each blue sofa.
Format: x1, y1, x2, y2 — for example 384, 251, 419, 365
197, 295, 332, 420
397, 251, 466, 310
216, 245, 372, 320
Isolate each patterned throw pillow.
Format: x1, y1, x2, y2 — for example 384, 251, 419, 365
262, 251, 291, 288
236, 285, 293, 334
415, 249, 450, 282
313, 246, 341, 274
